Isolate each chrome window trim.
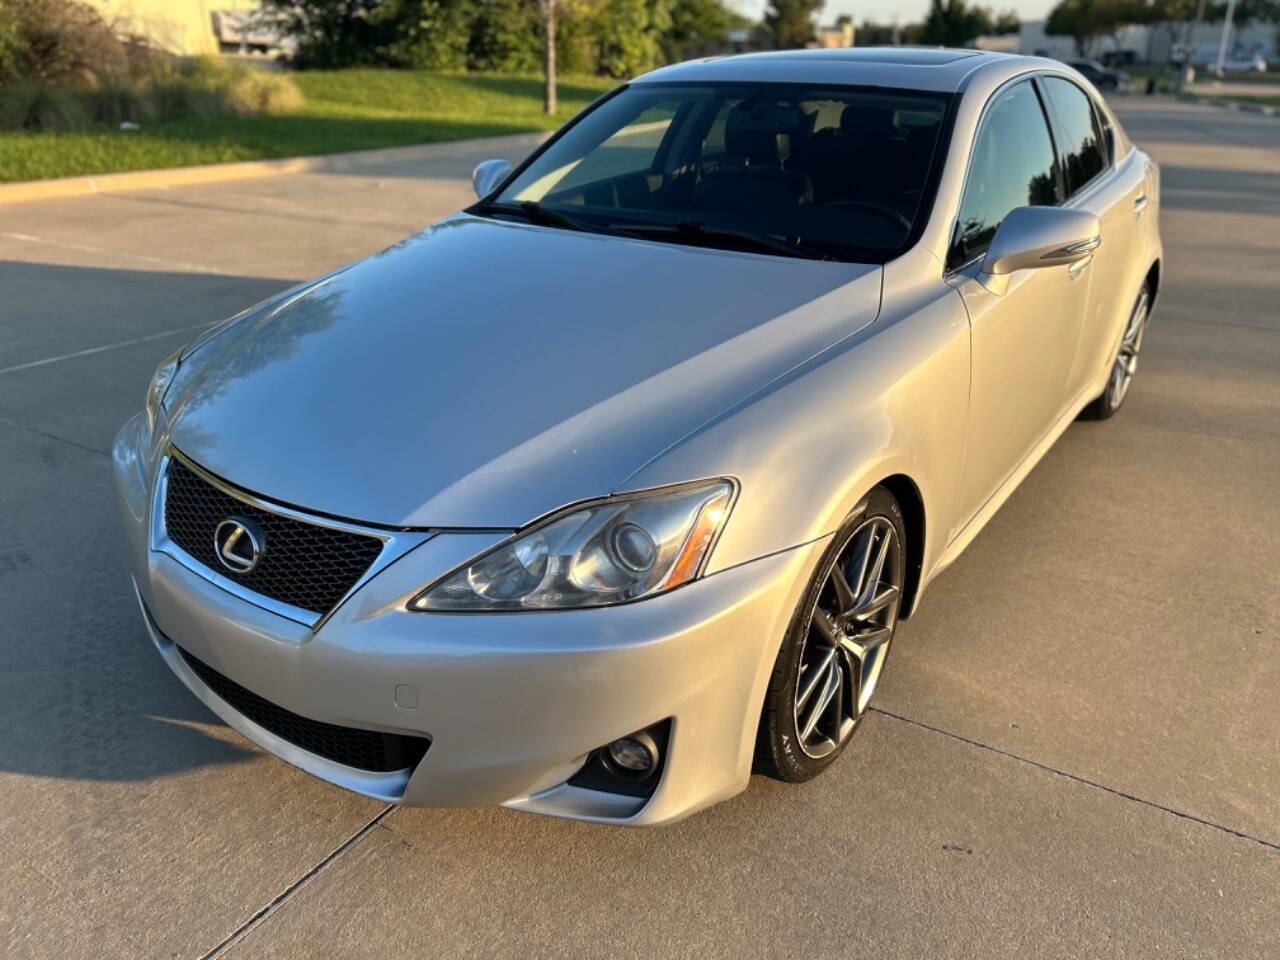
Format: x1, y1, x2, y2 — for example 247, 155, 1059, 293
150, 447, 432, 629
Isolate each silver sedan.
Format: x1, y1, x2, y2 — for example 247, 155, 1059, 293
113, 48, 1161, 825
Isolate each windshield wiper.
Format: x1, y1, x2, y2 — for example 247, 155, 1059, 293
609, 220, 833, 261
481, 200, 597, 234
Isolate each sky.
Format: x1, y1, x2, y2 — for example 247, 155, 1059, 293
727, 0, 1056, 27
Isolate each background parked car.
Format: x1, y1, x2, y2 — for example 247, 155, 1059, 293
1065, 58, 1129, 90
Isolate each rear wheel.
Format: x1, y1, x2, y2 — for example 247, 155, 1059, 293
1080, 284, 1150, 421
755, 487, 906, 782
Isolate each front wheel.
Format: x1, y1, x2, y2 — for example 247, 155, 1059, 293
754, 487, 906, 782
1080, 283, 1151, 421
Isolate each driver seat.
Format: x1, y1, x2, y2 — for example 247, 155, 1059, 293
695, 102, 813, 211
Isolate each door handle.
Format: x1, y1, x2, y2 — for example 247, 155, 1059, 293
1133, 193, 1149, 216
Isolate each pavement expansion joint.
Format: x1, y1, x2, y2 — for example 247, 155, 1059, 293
198, 804, 397, 959
870, 706, 1280, 855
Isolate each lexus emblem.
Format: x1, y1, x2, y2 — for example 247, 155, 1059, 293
213, 517, 264, 574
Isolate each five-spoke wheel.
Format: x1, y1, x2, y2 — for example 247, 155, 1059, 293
1082, 283, 1151, 420
756, 486, 906, 781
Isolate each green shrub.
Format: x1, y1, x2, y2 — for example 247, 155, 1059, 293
0, 0, 126, 85
0, 82, 89, 131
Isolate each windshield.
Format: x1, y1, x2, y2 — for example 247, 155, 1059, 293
484, 82, 953, 263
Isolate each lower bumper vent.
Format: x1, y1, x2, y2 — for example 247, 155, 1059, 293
178, 647, 429, 773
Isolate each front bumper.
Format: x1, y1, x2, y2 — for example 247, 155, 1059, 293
113, 414, 823, 825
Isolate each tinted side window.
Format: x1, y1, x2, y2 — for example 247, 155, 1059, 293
1042, 77, 1106, 196
952, 80, 1058, 265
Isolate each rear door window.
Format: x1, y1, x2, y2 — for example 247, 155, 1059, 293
1042, 77, 1107, 197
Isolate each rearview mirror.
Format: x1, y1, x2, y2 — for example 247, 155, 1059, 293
472, 158, 512, 200
978, 206, 1101, 295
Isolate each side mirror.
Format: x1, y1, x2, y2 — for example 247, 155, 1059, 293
978, 206, 1101, 295
472, 158, 512, 200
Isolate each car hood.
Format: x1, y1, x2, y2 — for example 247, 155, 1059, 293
167, 215, 881, 528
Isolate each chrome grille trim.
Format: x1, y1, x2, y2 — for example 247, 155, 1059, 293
150, 447, 431, 627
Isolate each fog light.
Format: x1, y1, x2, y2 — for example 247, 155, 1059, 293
603, 730, 659, 779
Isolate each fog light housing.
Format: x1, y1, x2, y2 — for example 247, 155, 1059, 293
603, 731, 659, 779
569, 719, 671, 800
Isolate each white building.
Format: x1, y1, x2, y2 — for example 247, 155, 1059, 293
1018, 18, 1276, 64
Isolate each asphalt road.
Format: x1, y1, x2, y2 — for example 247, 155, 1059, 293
2, 99, 1277, 959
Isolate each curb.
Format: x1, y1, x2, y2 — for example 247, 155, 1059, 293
1176, 92, 1279, 117
0, 131, 548, 207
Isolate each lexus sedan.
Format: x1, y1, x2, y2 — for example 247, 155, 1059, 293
114, 49, 1161, 825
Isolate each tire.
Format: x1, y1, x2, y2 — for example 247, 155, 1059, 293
1080, 282, 1151, 421
754, 486, 907, 783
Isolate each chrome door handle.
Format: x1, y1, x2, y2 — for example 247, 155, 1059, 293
1067, 254, 1092, 278
1133, 193, 1149, 215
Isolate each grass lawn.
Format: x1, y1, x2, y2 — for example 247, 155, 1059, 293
0, 70, 617, 183
1205, 94, 1280, 107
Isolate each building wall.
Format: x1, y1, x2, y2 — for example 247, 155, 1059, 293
1018, 20, 1148, 60
1020, 18, 1277, 64
88, 0, 261, 56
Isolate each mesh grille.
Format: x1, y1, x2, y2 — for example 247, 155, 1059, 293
163, 457, 384, 615
178, 646, 430, 773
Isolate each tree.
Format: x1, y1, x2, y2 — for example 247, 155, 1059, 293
993, 9, 1021, 34
543, 0, 555, 114
764, 0, 823, 49
592, 0, 672, 77
262, 0, 392, 68
855, 20, 896, 44
919, 0, 994, 46
1044, 0, 1159, 57
1045, 0, 1102, 55
465, 0, 541, 71
379, 0, 471, 70
662, 0, 746, 60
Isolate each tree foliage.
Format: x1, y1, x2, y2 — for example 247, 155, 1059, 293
264, 0, 742, 73
919, 0, 993, 46
992, 9, 1021, 34
0, 0, 136, 84
764, 0, 823, 48
261, 0, 391, 69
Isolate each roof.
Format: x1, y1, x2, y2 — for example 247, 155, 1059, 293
634, 47, 1018, 93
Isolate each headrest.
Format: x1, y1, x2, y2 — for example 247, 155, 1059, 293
724, 101, 803, 166
840, 104, 896, 138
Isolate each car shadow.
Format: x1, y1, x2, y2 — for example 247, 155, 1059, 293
0, 261, 296, 782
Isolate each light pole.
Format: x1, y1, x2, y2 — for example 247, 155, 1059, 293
1175, 0, 1208, 93
1213, 0, 1237, 76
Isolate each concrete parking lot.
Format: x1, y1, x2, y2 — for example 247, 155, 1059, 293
2, 98, 1277, 959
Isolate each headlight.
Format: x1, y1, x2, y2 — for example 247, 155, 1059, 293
144, 349, 181, 432
411, 479, 736, 612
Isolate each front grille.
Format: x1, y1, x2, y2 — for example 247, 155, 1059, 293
163, 456, 384, 615
178, 646, 430, 773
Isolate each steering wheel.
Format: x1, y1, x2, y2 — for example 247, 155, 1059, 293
825, 200, 913, 233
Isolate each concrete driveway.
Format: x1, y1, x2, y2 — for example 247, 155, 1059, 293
1, 100, 1277, 959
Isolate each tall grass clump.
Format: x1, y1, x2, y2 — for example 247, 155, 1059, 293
0, 82, 89, 130
87, 76, 157, 125
177, 56, 303, 114
0, 54, 305, 131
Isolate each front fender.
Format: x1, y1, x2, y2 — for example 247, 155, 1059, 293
619, 272, 969, 608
